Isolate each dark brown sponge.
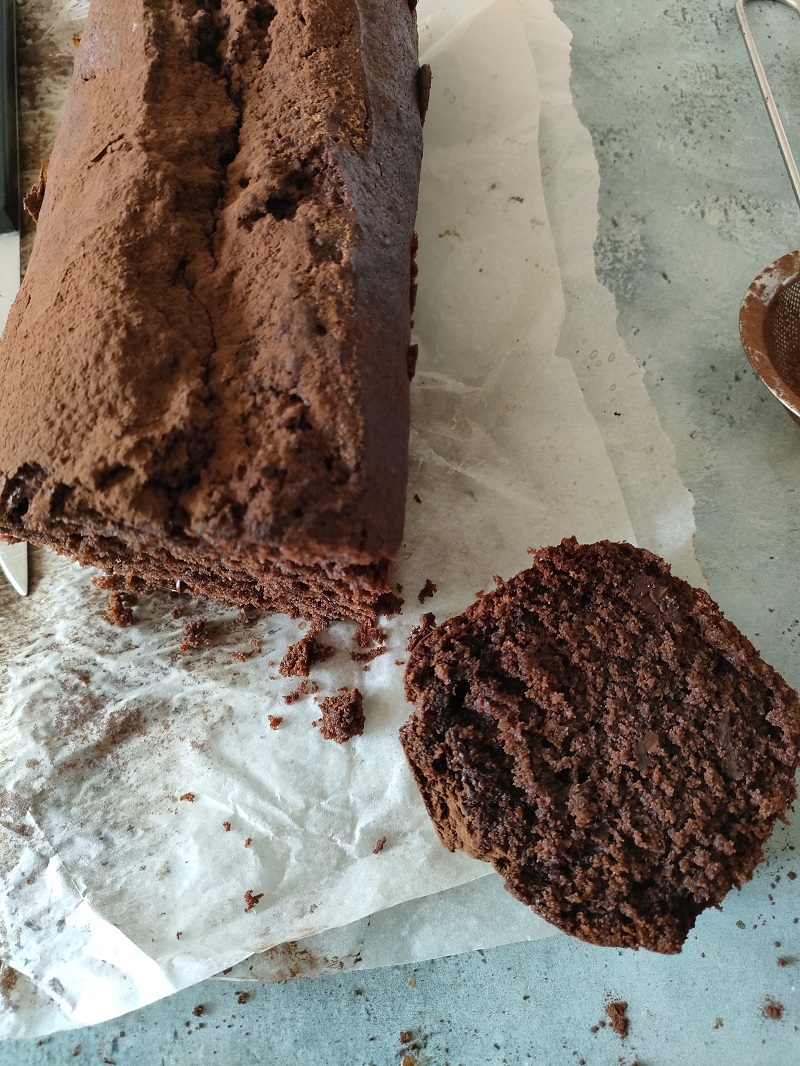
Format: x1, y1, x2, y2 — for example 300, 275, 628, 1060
400, 538, 800, 953
319, 688, 364, 743
0, 0, 424, 625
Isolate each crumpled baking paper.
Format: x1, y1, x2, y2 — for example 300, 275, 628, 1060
0, 0, 697, 1036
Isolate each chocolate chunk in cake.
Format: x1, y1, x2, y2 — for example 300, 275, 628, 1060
319, 687, 365, 743
0, 0, 424, 626
400, 538, 800, 953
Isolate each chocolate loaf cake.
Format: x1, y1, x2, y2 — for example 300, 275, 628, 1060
401, 539, 800, 953
0, 0, 425, 623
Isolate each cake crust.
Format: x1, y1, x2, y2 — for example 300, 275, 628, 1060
400, 538, 800, 953
0, 0, 424, 622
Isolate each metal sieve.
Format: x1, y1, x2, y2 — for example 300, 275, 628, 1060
737, 0, 800, 424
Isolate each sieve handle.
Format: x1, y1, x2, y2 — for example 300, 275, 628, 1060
737, 0, 800, 210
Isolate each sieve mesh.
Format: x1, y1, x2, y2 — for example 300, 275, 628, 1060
764, 277, 800, 394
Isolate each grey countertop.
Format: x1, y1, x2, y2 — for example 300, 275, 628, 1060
4, 0, 800, 1062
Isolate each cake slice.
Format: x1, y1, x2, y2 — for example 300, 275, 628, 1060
401, 539, 800, 953
0, 0, 425, 623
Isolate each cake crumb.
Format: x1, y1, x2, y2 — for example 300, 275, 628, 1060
244, 837, 252, 849
71, 1047, 80, 1058
268, 715, 283, 730
237, 992, 249, 1005
181, 618, 210, 652
192, 1006, 203, 1017
407, 343, 419, 380
400, 1031, 412, 1044
223, 822, 231, 832
285, 679, 319, 704
417, 579, 437, 604
176, 932, 182, 940
778, 956, 789, 966
104, 591, 136, 627
279, 630, 333, 677
605, 1001, 629, 1039
231, 649, 253, 662
413, 494, 422, 504
354, 622, 386, 648
179, 793, 195, 803
351, 646, 386, 665
319, 688, 365, 743
351, 623, 387, 664
788, 871, 797, 880
713, 1018, 723, 1028
407, 612, 436, 651
763, 999, 783, 1020
373, 837, 387, 854
244, 890, 263, 912
24, 162, 48, 222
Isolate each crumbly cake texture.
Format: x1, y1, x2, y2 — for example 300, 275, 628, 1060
319, 687, 364, 742
279, 629, 332, 678
0, 0, 425, 625
400, 538, 800, 954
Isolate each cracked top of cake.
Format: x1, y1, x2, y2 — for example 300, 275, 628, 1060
400, 538, 800, 953
0, 0, 423, 570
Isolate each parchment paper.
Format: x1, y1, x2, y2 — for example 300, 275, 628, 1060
0, 0, 646, 1037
